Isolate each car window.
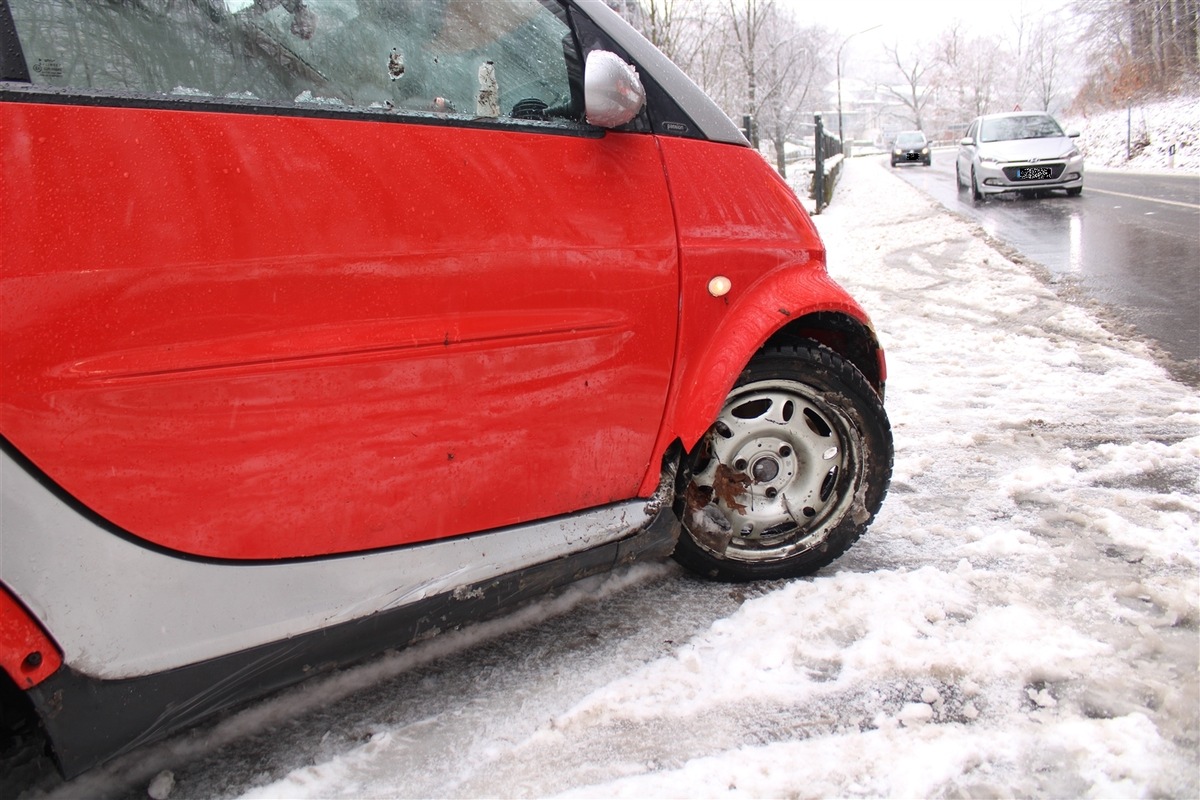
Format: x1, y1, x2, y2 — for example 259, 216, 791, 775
8, 0, 583, 127
895, 132, 924, 146
979, 115, 1064, 143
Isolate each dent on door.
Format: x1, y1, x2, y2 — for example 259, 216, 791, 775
1, 102, 678, 559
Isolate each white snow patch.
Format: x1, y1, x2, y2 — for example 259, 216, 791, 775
1062, 96, 1200, 171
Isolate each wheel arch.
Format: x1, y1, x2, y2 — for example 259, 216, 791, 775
638, 270, 886, 496
670, 340, 893, 581
763, 312, 885, 395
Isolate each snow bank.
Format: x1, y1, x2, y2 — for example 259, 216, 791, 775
1062, 95, 1200, 171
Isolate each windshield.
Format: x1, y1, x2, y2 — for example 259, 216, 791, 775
895, 132, 925, 147
979, 115, 1064, 143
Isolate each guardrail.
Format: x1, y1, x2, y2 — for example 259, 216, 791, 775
810, 114, 844, 214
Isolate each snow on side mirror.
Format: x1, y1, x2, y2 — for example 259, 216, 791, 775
959, 136, 973, 146
584, 50, 646, 129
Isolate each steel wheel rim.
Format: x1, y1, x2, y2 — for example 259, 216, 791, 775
688, 378, 863, 563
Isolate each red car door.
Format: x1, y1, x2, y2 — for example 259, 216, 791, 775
1, 0, 678, 559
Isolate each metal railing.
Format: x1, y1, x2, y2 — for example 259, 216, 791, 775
811, 114, 844, 214
740, 113, 844, 214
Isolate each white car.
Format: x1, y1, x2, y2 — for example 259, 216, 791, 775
956, 112, 1084, 200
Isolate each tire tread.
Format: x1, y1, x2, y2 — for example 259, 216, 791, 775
672, 342, 892, 581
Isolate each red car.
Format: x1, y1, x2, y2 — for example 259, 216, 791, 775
0, 0, 891, 777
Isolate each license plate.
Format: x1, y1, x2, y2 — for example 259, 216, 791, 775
1016, 166, 1052, 180
906, 153, 919, 160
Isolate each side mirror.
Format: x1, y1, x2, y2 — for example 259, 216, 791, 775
959, 136, 973, 147
1067, 130, 1080, 138
584, 50, 646, 129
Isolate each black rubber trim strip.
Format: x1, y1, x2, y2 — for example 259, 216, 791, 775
28, 508, 679, 778
0, 0, 29, 83
0, 85, 608, 139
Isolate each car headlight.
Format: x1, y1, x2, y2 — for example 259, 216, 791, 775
921, 147, 929, 154
1064, 147, 1081, 159
979, 156, 999, 164
893, 149, 902, 155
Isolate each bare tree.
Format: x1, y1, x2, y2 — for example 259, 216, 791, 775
930, 23, 1001, 126
723, 0, 776, 142
1071, 0, 1200, 105
619, 0, 682, 61
882, 41, 934, 131
1004, 6, 1035, 111
756, 19, 831, 175
618, 0, 738, 114
1029, 23, 1070, 111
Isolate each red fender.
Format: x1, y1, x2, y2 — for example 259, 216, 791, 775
638, 264, 877, 496
0, 585, 62, 688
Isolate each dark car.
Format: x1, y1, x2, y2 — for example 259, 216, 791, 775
891, 130, 931, 166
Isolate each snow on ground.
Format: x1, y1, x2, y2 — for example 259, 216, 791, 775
1062, 95, 1200, 171
522, 161, 1200, 798
24, 160, 1199, 800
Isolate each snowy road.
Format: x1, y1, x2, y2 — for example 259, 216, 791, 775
23, 158, 1199, 800
890, 152, 1200, 386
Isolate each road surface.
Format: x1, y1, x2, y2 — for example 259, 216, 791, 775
889, 151, 1200, 386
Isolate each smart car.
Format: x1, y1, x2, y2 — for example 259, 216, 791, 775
956, 111, 1084, 200
0, 0, 892, 777
891, 130, 931, 166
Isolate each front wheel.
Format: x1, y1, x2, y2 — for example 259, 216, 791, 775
1066, 186, 1082, 196
971, 167, 983, 201
673, 344, 893, 581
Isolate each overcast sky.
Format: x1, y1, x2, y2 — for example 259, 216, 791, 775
779, 0, 1077, 77
783, 0, 1073, 37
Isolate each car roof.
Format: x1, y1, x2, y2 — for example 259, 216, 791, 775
976, 112, 1054, 121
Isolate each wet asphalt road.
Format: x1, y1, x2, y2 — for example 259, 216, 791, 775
887, 150, 1200, 386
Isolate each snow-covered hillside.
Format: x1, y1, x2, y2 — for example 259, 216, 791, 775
1062, 95, 1200, 171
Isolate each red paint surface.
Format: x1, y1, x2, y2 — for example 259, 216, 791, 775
0, 586, 62, 688
2, 102, 679, 559
644, 137, 876, 476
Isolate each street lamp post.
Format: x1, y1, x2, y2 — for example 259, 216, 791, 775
836, 25, 882, 149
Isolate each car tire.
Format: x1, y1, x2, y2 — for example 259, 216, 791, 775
1066, 186, 1082, 196
672, 343, 893, 582
924, 157, 931, 166
971, 167, 983, 201
955, 163, 965, 191
890, 160, 897, 167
